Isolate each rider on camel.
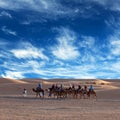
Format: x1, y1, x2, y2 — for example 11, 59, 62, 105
89, 85, 94, 92
51, 84, 55, 90
58, 84, 63, 91
37, 83, 42, 90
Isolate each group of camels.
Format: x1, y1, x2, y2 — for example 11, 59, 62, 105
32, 84, 97, 99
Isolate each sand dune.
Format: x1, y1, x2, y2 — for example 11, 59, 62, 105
43, 79, 119, 90
0, 78, 119, 94
0, 78, 120, 120
0, 78, 28, 84
95, 79, 119, 90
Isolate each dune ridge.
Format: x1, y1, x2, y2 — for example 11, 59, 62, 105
0, 78, 119, 90
0, 78, 28, 84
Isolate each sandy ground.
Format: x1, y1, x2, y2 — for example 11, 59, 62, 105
0, 78, 120, 120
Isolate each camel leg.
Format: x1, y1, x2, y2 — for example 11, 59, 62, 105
36, 93, 39, 98
39, 92, 41, 98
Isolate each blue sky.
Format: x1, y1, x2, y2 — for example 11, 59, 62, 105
0, 0, 120, 79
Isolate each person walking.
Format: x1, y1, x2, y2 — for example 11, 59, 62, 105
23, 88, 27, 97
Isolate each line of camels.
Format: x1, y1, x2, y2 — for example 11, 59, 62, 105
32, 85, 97, 100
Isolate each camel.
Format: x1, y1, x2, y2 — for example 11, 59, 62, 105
32, 88, 44, 98
47, 88, 67, 98
87, 90, 97, 100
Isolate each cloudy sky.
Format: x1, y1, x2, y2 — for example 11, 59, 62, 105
0, 0, 120, 79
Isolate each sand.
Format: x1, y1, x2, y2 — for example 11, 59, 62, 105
0, 78, 120, 120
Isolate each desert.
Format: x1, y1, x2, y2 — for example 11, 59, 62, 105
0, 78, 120, 120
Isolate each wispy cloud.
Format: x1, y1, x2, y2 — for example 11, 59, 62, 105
0, 41, 48, 79
1, 71, 24, 79
78, 36, 98, 63
1, 33, 120, 79
0, 51, 13, 61
21, 21, 31, 25
79, 36, 95, 49
109, 36, 120, 56
111, 61, 120, 73
0, 40, 9, 47
0, 0, 119, 24
51, 27, 80, 60
0, 0, 69, 15
1, 45, 120, 79
1, 26, 17, 36
0, 11, 12, 18
0, 0, 94, 19
91, 0, 120, 11
11, 42, 49, 60
1, 54, 47, 79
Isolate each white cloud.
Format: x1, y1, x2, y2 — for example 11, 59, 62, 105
0, 0, 68, 15
11, 42, 49, 60
0, 0, 83, 20
88, 0, 120, 11
111, 61, 120, 72
79, 36, 95, 48
105, 15, 120, 32
74, 8, 79, 13
1, 51, 120, 79
40, 0, 48, 9
109, 34, 120, 56
111, 41, 120, 55
52, 60, 64, 66
74, 0, 120, 12
34, 64, 97, 79
0, 49, 13, 60
82, 53, 96, 63
0, 41, 49, 79
27, 60, 45, 69
1, 58, 47, 79
2, 60, 45, 71
78, 36, 97, 63
21, 18, 48, 25
0, 0, 119, 23
1, 26, 17, 36
1, 71, 24, 79
51, 27, 80, 60
0, 11, 12, 18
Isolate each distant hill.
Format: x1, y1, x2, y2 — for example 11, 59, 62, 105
0, 78, 27, 84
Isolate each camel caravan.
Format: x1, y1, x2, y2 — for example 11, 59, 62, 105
32, 83, 97, 100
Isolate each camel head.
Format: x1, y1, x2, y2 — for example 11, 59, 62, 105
32, 88, 36, 92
